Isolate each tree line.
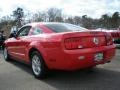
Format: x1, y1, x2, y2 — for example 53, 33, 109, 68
0, 7, 120, 34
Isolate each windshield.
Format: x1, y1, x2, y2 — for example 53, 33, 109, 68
45, 23, 88, 33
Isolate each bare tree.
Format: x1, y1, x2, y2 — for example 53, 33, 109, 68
73, 16, 82, 25
31, 11, 48, 22
65, 17, 74, 24
47, 8, 63, 22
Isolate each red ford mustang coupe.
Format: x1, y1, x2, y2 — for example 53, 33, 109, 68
3, 22, 116, 78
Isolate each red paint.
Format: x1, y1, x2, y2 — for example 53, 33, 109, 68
4, 23, 116, 71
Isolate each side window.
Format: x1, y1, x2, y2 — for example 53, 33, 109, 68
17, 26, 31, 37
31, 27, 43, 35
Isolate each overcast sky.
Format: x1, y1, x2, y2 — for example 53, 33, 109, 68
0, 0, 120, 18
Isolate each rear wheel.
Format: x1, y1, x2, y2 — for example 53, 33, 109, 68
3, 47, 11, 61
30, 51, 48, 79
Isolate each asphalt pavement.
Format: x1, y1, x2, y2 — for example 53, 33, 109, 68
0, 50, 120, 90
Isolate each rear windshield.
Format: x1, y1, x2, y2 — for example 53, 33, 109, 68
45, 23, 88, 33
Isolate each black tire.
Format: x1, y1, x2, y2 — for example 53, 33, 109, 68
3, 47, 11, 61
30, 51, 48, 79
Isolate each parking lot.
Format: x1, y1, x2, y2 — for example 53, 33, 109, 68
0, 49, 120, 90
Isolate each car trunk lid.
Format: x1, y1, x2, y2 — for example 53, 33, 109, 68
63, 31, 109, 50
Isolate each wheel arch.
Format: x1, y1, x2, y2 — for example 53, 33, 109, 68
29, 47, 40, 60
27, 42, 49, 68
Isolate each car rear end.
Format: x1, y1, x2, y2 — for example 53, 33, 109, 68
61, 31, 115, 70
43, 23, 116, 70
45, 31, 115, 70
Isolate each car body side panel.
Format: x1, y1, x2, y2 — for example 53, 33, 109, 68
26, 41, 48, 64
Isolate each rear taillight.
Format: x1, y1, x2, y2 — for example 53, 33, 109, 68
106, 34, 113, 45
111, 32, 120, 38
64, 38, 83, 50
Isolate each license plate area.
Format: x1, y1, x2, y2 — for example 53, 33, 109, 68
94, 53, 103, 61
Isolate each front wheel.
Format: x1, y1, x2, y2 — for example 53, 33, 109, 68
3, 47, 11, 61
31, 51, 48, 79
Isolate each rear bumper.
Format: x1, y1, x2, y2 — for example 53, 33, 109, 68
46, 44, 116, 70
